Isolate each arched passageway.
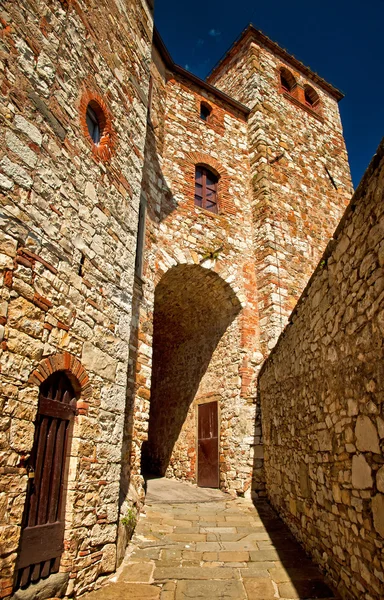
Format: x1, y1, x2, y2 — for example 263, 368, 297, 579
141, 264, 242, 484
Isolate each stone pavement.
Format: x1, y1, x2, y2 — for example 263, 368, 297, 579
84, 482, 338, 600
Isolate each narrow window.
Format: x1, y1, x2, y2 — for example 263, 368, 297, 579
86, 103, 101, 144
200, 102, 212, 122
279, 67, 296, 94
304, 84, 320, 110
147, 76, 153, 123
195, 166, 218, 213
135, 196, 147, 277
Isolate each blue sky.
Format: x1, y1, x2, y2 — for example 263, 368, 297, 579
155, 0, 384, 188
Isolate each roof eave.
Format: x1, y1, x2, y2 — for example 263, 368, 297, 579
207, 24, 344, 102
153, 28, 251, 116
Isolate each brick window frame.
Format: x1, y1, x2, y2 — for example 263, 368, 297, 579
195, 165, 219, 213
79, 89, 116, 161
200, 101, 212, 122
277, 66, 324, 122
183, 152, 236, 216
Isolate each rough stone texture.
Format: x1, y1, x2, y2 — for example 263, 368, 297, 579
0, 0, 153, 597
82, 488, 337, 600
208, 27, 353, 354
259, 139, 384, 600
120, 24, 352, 512
0, 4, 354, 599
10, 572, 69, 600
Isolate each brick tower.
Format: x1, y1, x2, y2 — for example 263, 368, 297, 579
208, 25, 353, 354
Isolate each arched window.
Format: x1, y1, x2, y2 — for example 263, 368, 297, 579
304, 85, 320, 110
279, 67, 296, 93
200, 102, 212, 122
195, 166, 218, 213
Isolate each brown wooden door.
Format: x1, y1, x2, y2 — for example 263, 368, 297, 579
15, 372, 76, 590
197, 401, 219, 488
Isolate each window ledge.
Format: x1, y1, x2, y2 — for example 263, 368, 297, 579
281, 91, 324, 123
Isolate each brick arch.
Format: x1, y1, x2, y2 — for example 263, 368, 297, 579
79, 88, 116, 161
153, 248, 246, 308
183, 151, 236, 215
29, 352, 92, 412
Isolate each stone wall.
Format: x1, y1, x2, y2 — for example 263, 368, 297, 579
123, 43, 264, 499
259, 139, 384, 600
208, 27, 353, 354
0, 0, 153, 597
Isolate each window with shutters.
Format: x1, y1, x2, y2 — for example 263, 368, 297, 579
194, 166, 219, 214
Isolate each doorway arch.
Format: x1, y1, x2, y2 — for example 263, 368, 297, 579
141, 264, 242, 485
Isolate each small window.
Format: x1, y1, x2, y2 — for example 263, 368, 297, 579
304, 85, 320, 109
135, 196, 147, 277
147, 76, 153, 123
195, 166, 218, 213
200, 102, 212, 122
86, 104, 100, 144
279, 67, 296, 93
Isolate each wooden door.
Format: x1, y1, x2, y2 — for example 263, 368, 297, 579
197, 401, 219, 488
15, 372, 76, 590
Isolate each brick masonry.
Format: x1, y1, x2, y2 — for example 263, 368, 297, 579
259, 139, 384, 600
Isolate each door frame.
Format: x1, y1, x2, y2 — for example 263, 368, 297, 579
195, 393, 221, 488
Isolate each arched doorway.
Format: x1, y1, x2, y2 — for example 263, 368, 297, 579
141, 264, 242, 487
15, 372, 77, 590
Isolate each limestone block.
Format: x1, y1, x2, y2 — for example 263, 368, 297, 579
376, 466, 384, 493
82, 341, 117, 382
299, 463, 311, 498
0, 173, 13, 190
7, 329, 43, 361
352, 455, 373, 489
14, 115, 43, 146
100, 543, 117, 574
355, 415, 381, 453
0, 156, 32, 189
377, 417, 384, 439
6, 130, 38, 168
372, 494, 384, 538
90, 523, 117, 546
317, 429, 332, 451
10, 418, 35, 452
11, 571, 69, 600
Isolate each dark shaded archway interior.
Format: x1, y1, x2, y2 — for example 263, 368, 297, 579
141, 264, 242, 478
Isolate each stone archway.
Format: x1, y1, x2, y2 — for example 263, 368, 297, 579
141, 264, 242, 485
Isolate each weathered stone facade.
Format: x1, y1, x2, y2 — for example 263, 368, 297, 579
259, 140, 384, 600
0, 0, 153, 597
0, 5, 356, 599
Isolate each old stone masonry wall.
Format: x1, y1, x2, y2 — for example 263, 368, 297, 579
0, 0, 153, 598
259, 139, 384, 600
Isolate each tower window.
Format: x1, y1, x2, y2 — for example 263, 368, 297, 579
304, 85, 320, 109
279, 67, 296, 93
195, 166, 218, 213
200, 102, 212, 122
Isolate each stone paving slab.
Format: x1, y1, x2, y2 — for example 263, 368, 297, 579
82, 485, 339, 600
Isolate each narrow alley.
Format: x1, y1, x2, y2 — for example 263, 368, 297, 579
84, 480, 337, 599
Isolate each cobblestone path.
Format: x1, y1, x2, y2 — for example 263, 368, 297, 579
84, 496, 338, 599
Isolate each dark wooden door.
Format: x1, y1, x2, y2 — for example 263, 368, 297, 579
15, 372, 76, 590
197, 401, 219, 488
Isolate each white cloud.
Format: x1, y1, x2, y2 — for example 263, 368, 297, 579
209, 29, 221, 37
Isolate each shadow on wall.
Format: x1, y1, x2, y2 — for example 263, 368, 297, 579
141, 263, 242, 477
117, 118, 176, 562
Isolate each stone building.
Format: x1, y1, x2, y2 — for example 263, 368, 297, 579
259, 139, 384, 600
0, 1, 353, 598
